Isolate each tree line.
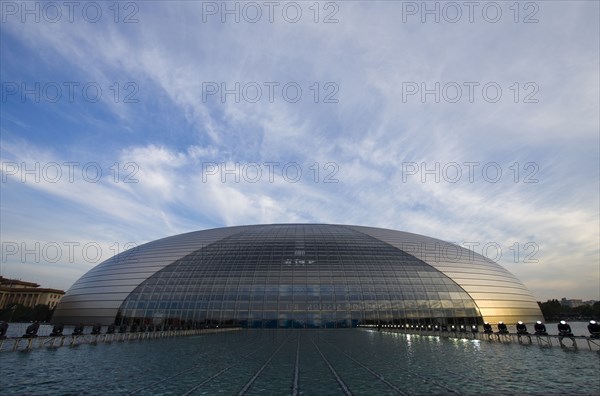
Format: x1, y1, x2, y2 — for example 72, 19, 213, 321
0, 303, 55, 322
537, 300, 600, 321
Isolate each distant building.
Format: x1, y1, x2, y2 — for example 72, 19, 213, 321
0, 276, 65, 310
560, 297, 592, 308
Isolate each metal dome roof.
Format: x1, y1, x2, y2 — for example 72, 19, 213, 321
53, 224, 542, 326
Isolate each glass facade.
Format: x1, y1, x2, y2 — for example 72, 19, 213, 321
53, 224, 543, 327
347, 226, 543, 324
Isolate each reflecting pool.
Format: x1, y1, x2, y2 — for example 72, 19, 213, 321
1, 329, 598, 395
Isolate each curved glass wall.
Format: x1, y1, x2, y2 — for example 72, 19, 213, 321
117, 225, 481, 328
348, 226, 543, 324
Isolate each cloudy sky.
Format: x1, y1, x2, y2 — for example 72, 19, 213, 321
1, 1, 598, 301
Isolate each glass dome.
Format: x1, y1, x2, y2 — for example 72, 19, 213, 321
53, 224, 543, 327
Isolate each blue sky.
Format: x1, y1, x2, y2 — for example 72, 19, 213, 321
1, 1, 598, 301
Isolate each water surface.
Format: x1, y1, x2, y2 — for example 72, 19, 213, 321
1, 329, 598, 395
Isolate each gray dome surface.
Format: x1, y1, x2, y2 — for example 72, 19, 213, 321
53, 224, 542, 327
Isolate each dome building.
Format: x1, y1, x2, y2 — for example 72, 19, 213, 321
52, 224, 542, 328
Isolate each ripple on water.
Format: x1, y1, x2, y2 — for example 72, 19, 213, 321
0, 330, 599, 395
